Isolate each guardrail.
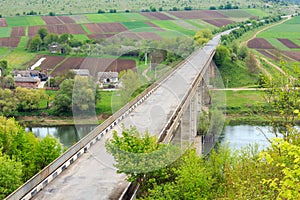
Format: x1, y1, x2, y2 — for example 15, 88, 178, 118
119, 49, 216, 200
5, 50, 189, 200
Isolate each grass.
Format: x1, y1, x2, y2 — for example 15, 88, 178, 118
218, 9, 253, 18
0, 47, 10, 59
86, 13, 149, 23
4, 49, 36, 69
17, 36, 29, 49
6, 16, 45, 27
212, 90, 265, 115
151, 20, 196, 36
257, 16, 300, 39
218, 59, 259, 88
244, 9, 270, 17
81, 24, 91, 34
122, 21, 157, 32
72, 34, 89, 41
0, 27, 12, 38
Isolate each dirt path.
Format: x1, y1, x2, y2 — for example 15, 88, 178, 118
256, 56, 272, 78
240, 16, 291, 47
142, 65, 151, 82
261, 57, 287, 76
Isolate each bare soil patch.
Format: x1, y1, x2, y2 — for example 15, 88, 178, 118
281, 51, 300, 62
57, 16, 75, 24
0, 37, 20, 47
0, 18, 7, 27
141, 12, 173, 20
203, 19, 233, 27
42, 16, 63, 25
256, 49, 279, 61
137, 32, 161, 40
248, 38, 275, 49
10, 27, 26, 37
277, 38, 300, 49
167, 10, 228, 19
52, 57, 136, 76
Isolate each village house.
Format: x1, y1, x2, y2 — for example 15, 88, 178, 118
12, 70, 47, 88
14, 76, 40, 88
97, 71, 119, 88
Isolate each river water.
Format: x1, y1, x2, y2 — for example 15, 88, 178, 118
27, 124, 277, 150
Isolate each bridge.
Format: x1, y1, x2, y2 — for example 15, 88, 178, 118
6, 30, 231, 200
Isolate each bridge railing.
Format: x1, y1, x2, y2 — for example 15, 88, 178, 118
5, 49, 190, 200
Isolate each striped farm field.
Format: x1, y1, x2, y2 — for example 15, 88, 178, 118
257, 16, 300, 39
86, 13, 149, 23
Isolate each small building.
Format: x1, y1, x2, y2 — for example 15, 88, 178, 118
97, 72, 119, 88
14, 76, 40, 88
72, 69, 90, 76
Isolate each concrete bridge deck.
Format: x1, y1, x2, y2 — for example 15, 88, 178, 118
30, 31, 229, 200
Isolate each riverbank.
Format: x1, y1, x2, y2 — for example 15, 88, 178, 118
18, 114, 109, 127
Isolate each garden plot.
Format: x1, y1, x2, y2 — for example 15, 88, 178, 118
0, 18, 7, 27
10, 27, 26, 37
277, 38, 300, 49
0, 37, 20, 47
140, 12, 174, 20
167, 10, 228, 19
248, 38, 275, 49
203, 19, 233, 27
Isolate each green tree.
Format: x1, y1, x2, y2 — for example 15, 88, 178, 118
106, 126, 180, 186
44, 33, 59, 45
72, 76, 97, 113
0, 60, 8, 76
237, 45, 249, 60
0, 89, 18, 116
59, 33, 69, 44
28, 35, 42, 52
37, 28, 48, 42
0, 152, 23, 199
15, 87, 47, 111
35, 135, 63, 169
214, 45, 230, 66
53, 78, 74, 114
0, 75, 15, 89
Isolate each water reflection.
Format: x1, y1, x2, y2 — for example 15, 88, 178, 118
26, 125, 97, 148
219, 125, 278, 151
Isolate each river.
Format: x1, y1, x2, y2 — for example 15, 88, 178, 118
27, 124, 277, 150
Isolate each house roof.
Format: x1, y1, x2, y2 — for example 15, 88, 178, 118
14, 76, 39, 83
72, 69, 90, 76
97, 72, 118, 80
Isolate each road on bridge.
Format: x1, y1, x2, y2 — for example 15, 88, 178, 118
32, 30, 230, 200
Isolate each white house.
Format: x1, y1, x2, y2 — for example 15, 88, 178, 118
97, 71, 119, 88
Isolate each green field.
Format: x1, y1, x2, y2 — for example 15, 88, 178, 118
151, 20, 196, 36
86, 13, 149, 23
245, 9, 271, 17
6, 16, 45, 27
0, 27, 12, 38
72, 34, 90, 41
265, 38, 290, 51
122, 21, 157, 32
257, 16, 300, 39
219, 9, 253, 18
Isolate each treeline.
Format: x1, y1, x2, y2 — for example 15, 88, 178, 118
0, 116, 63, 199
28, 28, 86, 53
